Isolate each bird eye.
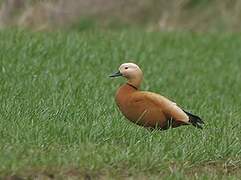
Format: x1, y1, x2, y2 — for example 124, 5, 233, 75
125, 67, 128, 69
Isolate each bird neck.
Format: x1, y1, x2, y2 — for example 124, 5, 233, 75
126, 83, 138, 90
127, 76, 142, 90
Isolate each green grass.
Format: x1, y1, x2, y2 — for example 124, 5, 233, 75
0, 30, 241, 179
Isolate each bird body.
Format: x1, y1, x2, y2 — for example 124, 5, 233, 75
110, 63, 204, 130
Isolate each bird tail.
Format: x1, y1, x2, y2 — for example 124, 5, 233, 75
182, 109, 204, 129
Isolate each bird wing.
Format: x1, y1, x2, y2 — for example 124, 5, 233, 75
132, 91, 190, 123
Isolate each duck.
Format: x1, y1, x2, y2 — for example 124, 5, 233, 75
110, 62, 204, 130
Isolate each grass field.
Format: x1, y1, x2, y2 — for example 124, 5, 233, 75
0, 30, 241, 179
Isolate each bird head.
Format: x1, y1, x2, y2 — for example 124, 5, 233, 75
110, 62, 143, 89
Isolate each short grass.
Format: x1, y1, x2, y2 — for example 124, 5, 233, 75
0, 30, 241, 179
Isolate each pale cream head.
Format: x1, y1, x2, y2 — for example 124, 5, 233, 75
119, 63, 143, 89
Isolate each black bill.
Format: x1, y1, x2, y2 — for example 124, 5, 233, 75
109, 71, 122, 77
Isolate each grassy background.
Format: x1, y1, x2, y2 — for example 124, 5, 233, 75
1, 30, 241, 179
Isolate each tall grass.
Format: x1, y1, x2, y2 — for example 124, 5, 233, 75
0, 30, 241, 179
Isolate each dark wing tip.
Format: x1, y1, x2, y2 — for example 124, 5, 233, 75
182, 109, 204, 129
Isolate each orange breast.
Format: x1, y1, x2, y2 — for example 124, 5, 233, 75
115, 84, 168, 128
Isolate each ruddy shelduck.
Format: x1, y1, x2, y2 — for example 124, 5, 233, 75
110, 63, 204, 130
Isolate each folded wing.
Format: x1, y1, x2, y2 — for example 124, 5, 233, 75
133, 91, 190, 124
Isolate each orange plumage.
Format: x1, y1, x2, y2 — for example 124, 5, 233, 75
110, 63, 204, 130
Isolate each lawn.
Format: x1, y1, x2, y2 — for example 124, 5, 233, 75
0, 30, 241, 179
